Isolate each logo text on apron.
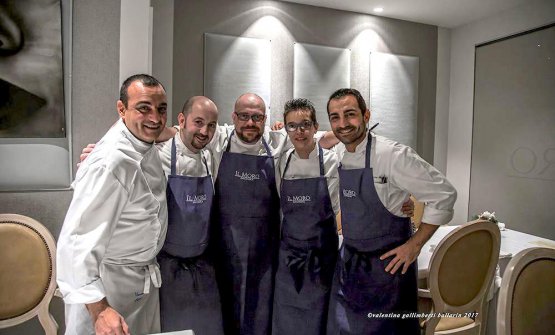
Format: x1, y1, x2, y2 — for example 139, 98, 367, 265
234, 171, 260, 181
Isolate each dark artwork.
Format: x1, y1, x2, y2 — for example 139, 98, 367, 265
0, 0, 65, 138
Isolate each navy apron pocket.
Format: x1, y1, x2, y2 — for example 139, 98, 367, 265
339, 256, 399, 312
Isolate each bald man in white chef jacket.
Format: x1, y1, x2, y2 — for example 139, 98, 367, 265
57, 74, 169, 335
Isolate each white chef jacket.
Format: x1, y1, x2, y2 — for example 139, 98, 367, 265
157, 130, 215, 178
334, 132, 456, 224
278, 144, 340, 216
57, 119, 168, 334
207, 124, 289, 180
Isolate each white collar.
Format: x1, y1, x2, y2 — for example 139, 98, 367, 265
175, 131, 203, 157
118, 119, 153, 155
292, 143, 318, 160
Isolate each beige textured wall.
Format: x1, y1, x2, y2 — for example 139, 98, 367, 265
172, 0, 438, 161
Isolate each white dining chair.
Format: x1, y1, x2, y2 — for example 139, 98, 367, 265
497, 247, 555, 335
419, 219, 501, 335
0, 213, 58, 334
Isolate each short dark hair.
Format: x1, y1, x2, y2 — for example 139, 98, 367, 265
283, 98, 317, 124
326, 88, 367, 114
119, 74, 165, 107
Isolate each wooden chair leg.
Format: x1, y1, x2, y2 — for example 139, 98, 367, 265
38, 303, 58, 335
478, 299, 489, 335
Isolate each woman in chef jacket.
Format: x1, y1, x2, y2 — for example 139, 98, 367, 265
272, 98, 340, 335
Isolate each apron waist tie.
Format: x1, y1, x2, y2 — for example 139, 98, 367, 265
340, 245, 377, 286
143, 263, 162, 295
179, 258, 201, 291
286, 247, 322, 293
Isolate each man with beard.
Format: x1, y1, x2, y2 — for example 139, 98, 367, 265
325, 88, 457, 334
155, 92, 415, 335
81, 93, 288, 335
207, 93, 287, 335
156, 96, 224, 334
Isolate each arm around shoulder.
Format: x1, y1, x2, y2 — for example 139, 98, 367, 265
156, 125, 178, 143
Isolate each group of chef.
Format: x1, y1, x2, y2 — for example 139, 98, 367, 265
57, 73, 457, 335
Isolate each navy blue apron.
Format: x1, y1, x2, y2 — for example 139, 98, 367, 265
212, 131, 280, 335
327, 133, 419, 334
159, 137, 224, 334
272, 144, 338, 335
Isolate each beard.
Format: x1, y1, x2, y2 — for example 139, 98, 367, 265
333, 124, 367, 145
191, 134, 209, 150
236, 126, 263, 144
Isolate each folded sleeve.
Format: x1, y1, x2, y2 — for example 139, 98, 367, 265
389, 145, 457, 225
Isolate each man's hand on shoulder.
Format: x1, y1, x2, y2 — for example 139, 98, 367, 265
87, 299, 130, 335
318, 131, 339, 149
271, 121, 284, 131
156, 126, 177, 143
77, 143, 96, 168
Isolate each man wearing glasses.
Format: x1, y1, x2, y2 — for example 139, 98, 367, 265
207, 93, 288, 335
108, 92, 289, 334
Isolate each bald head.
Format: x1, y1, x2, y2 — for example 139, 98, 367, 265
182, 96, 218, 117
234, 93, 266, 114
232, 93, 267, 144
178, 96, 219, 153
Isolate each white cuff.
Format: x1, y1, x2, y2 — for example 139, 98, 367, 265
421, 206, 454, 225
60, 278, 106, 305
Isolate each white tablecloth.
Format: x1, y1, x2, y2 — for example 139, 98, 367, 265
417, 225, 555, 278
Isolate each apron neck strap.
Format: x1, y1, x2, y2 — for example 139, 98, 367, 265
318, 144, 325, 175
282, 143, 325, 178
171, 137, 177, 175
365, 131, 372, 168
202, 155, 210, 176
225, 130, 233, 152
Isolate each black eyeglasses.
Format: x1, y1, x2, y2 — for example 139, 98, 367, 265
285, 120, 314, 132
235, 112, 265, 122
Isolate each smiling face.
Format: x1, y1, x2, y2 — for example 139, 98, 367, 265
178, 97, 218, 153
285, 109, 318, 156
117, 81, 167, 143
328, 94, 370, 152
232, 93, 266, 144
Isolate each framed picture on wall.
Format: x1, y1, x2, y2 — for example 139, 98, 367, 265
0, 0, 65, 138
0, 0, 72, 191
